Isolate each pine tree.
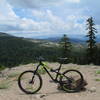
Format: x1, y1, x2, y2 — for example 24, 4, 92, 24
60, 34, 72, 58
86, 17, 97, 64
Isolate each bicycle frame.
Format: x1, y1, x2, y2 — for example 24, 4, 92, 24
34, 61, 63, 83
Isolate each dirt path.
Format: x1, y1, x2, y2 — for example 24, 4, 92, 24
0, 63, 100, 100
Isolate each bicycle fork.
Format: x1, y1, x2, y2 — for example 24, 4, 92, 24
29, 64, 41, 84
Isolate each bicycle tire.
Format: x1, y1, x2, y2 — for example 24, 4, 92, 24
60, 69, 84, 93
18, 70, 42, 94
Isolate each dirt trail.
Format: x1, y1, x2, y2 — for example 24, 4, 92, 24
0, 63, 100, 100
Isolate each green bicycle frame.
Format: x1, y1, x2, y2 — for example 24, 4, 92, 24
34, 61, 63, 83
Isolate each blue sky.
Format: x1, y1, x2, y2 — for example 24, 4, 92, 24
0, 0, 100, 38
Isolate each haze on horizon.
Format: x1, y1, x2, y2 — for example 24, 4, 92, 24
0, 0, 100, 38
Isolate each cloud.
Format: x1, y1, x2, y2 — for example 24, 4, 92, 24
32, 10, 70, 33
8, 0, 80, 9
0, 0, 91, 38
0, 0, 21, 32
32, 10, 87, 33
67, 0, 80, 3
0, 0, 18, 20
0, 0, 100, 38
79, 0, 100, 24
0, 1, 52, 36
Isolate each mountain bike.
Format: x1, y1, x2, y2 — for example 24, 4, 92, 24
18, 57, 84, 94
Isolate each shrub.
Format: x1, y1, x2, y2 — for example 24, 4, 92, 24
96, 70, 100, 74
0, 65, 5, 71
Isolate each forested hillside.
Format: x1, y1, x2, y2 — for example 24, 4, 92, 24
0, 32, 61, 68
0, 32, 100, 69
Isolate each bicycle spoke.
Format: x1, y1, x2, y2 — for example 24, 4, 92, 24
60, 70, 83, 92
18, 71, 42, 94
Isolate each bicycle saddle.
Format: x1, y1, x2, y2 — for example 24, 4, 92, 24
58, 57, 68, 61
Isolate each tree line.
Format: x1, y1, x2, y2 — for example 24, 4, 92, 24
61, 17, 100, 65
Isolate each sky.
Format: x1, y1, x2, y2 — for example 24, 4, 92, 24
0, 0, 100, 38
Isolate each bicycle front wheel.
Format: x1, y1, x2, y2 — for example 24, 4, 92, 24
60, 69, 84, 93
18, 70, 42, 94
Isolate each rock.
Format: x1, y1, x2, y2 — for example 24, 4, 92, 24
88, 87, 96, 93
76, 79, 88, 89
57, 79, 88, 91
40, 94, 46, 98
0, 72, 5, 77
35, 94, 46, 99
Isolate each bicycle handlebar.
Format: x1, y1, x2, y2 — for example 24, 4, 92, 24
36, 56, 68, 64
37, 56, 45, 62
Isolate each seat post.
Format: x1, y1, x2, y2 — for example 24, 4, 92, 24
59, 63, 62, 71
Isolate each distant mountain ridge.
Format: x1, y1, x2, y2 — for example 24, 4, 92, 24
0, 32, 13, 37
0, 32, 100, 43
45, 37, 86, 43
43, 35, 100, 43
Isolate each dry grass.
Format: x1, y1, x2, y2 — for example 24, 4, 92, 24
95, 79, 100, 81
96, 70, 100, 74
7, 72, 20, 81
0, 80, 11, 89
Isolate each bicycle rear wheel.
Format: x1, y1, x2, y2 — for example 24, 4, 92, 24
18, 70, 42, 94
60, 69, 84, 93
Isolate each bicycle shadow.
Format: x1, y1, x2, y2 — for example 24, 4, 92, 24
18, 87, 87, 96
45, 88, 86, 95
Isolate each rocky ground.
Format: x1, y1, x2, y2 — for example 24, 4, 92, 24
0, 63, 100, 100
